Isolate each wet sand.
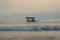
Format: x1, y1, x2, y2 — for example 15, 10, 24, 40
0, 31, 60, 40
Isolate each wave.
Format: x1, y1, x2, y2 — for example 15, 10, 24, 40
0, 25, 60, 31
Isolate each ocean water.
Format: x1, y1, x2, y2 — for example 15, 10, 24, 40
0, 22, 60, 31
0, 19, 60, 31
0, 22, 60, 40
0, 19, 60, 40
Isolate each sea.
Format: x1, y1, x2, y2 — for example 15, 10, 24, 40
0, 21, 60, 31
0, 19, 60, 40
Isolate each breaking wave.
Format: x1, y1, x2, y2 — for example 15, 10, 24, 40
0, 25, 60, 31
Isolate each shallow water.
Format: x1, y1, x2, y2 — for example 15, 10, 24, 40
0, 21, 60, 40
0, 23, 60, 31
0, 31, 60, 40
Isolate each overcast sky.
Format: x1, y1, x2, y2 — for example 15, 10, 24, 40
0, 0, 60, 14
0, 0, 60, 15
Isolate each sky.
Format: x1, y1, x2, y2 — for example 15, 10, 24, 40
0, 0, 60, 18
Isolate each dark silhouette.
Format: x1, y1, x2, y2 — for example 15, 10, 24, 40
25, 17, 35, 22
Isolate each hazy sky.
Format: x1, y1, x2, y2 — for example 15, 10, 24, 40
0, 0, 60, 15
0, 0, 60, 31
